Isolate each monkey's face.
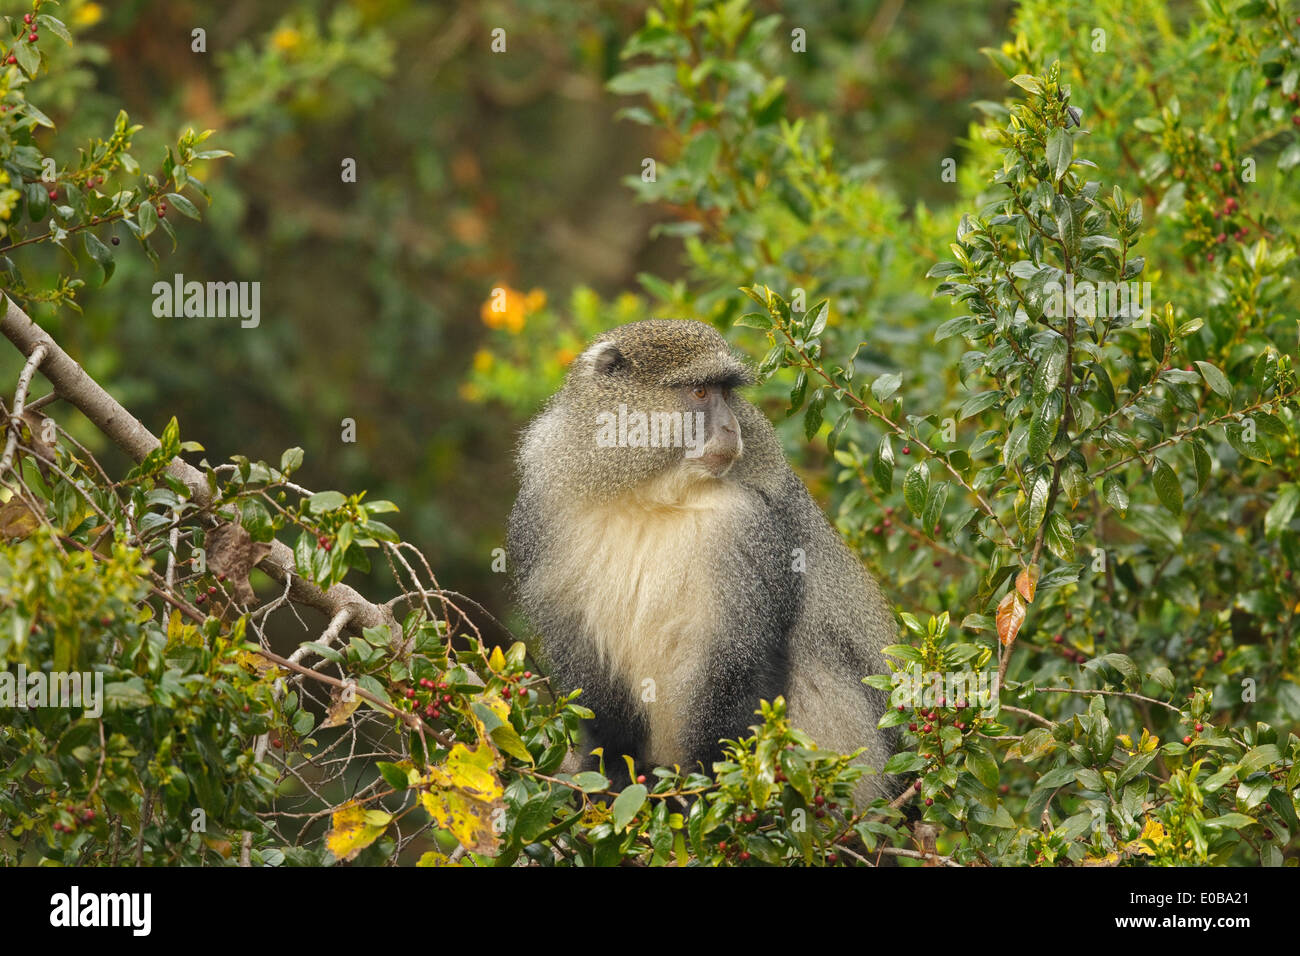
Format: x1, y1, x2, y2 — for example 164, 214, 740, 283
680, 383, 743, 477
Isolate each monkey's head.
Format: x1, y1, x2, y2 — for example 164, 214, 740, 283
524, 320, 759, 501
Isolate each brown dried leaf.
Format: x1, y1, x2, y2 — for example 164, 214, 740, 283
996, 590, 1026, 647
1015, 564, 1040, 603
204, 521, 271, 605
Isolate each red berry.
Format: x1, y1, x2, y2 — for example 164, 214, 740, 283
1224, 197, 1238, 213
405, 688, 415, 698
922, 723, 933, 733
523, 671, 532, 679
999, 784, 1009, 794
1182, 735, 1192, 745
716, 841, 727, 852
207, 585, 217, 594
827, 852, 839, 863
1195, 723, 1204, 732
272, 738, 283, 748
1216, 233, 1226, 244
6, 56, 14, 64
1052, 633, 1063, 643
1213, 650, 1225, 662
932, 559, 941, 567
196, 594, 206, 604
1206, 252, 1214, 262
1212, 161, 1223, 172
430, 708, 440, 718
814, 795, 825, 806
243, 703, 250, 712
1293, 115, 1300, 126
501, 688, 511, 699
908, 722, 918, 731
897, 704, 905, 712
914, 780, 922, 791
902, 446, 911, 454
636, 774, 646, 784
23, 13, 31, 22
924, 797, 934, 806
82, 810, 95, 822
29, 32, 38, 42
739, 851, 750, 861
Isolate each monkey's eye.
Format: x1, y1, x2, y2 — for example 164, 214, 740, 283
692, 385, 708, 400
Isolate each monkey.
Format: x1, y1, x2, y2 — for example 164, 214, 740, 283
507, 319, 899, 803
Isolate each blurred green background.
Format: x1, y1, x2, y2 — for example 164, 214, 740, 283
3, 0, 1011, 623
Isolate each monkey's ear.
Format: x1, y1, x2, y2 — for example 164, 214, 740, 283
586, 341, 627, 376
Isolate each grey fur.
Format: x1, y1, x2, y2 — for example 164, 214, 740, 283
507, 319, 899, 803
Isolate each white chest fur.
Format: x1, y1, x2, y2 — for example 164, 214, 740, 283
540, 478, 750, 764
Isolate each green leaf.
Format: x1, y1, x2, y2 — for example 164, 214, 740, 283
611, 784, 648, 831
935, 315, 981, 342
1010, 74, 1043, 94
807, 300, 829, 337
1225, 421, 1270, 463
734, 312, 772, 330
1044, 513, 1075, 561
871, 372, 902, 403
1051, 195, 1080, 261
873, 435, 894, 493
958, 390, 1001, 421
1264, 484, 1299, 539
572, 771, 610, 793
14, 37, 39, 76
308, 490, 348, 513
922, 482, 949, 534
83, 232, 115, 285
903, 463, 930, 518
37, 14, 73, 44
1192, 440, 1213, 491
137, 200, 159, 239
164, 192, 201, 220
376, 762, 409, 790
966, 749, 1000, 790
1152, 458, 1183, 516
1045, 127, 1072, 182
803, 389, 826, 441
1028, 391, 1062, 462
1102, 475, 1129, 517
1194, 361, 1230, 398
1033, 334, 1068, 401
280, 447, 304, 473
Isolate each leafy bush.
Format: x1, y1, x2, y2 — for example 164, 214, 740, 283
2, 0, 1297, 867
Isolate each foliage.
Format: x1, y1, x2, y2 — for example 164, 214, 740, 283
2, 0, 1298, 868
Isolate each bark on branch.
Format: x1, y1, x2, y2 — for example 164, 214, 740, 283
0, 292, 396, 637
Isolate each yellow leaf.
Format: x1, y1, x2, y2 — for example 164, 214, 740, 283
0, 498, 39, 540
325, 800, 388, 861
416, 850, 454, 867
488, 645, 506, 673
415, 741, 505, 856
320, 686, 362, 728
